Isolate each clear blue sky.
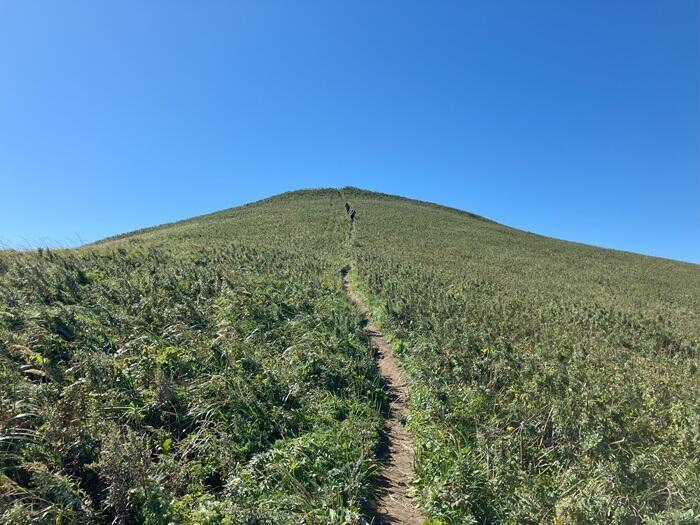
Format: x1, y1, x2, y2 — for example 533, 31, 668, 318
1, 1, 698, 262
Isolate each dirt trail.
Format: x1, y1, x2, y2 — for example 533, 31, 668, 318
341, 266, 423, 525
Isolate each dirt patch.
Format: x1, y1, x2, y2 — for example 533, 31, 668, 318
341, 266, 424, 525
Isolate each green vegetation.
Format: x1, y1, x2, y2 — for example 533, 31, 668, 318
344, 188, 700, 524
0, 191, 382, 524
2, 187, 698, 524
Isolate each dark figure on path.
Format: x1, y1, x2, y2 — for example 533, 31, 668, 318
345, 202, 351, 214
350, 209, 356, 222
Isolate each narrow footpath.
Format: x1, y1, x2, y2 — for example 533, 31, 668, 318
341, 266, 423, 525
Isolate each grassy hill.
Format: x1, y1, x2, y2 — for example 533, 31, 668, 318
1, 188, 698, 524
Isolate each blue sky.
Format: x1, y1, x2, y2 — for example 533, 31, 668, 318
1, 1, 698, 263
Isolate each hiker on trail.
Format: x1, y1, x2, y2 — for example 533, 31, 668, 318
350, 209, 356, 222
345, 202, 351, 214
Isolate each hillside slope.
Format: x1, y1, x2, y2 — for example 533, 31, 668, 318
1, 188, 698, 524
343, 188, 699, 523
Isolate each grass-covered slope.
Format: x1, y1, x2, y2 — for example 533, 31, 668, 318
1, 187, 698, 524
342, 188, 699, 524
0, 190, 384, 524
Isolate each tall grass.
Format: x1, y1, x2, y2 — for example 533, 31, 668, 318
1, 191, 382, 524
2, 187, 698, 524
344, 187, 699, 524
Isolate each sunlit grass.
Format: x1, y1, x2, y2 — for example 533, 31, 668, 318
1, 187, 698, 524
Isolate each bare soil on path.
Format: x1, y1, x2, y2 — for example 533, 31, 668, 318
341, 266, 424, 525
